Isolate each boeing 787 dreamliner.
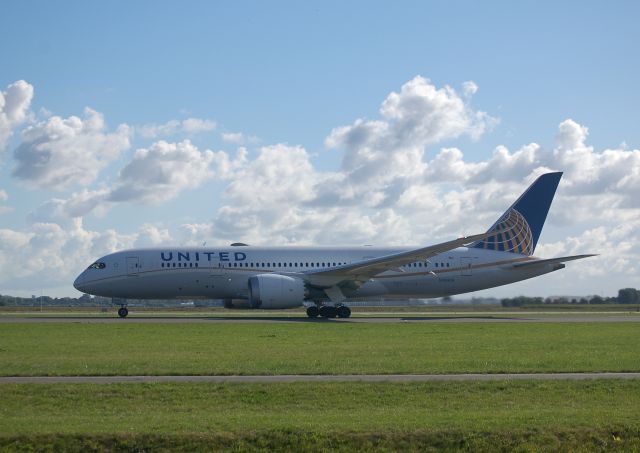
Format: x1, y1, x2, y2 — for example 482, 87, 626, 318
74, 172, 594, 318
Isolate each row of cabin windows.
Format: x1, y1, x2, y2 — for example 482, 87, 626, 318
161, 261, 451, 269
162, 262, 199, 268
402, 262, 450, 268
162, 262, 348, 269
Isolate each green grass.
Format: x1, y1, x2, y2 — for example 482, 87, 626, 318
1, 322, 639, 376
1, 380, 639, 451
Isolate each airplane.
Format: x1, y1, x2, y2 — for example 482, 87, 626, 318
74, 172, 595, 318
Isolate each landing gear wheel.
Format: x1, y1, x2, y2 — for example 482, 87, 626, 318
306, 306, 319, 318
337, 305, 351, 318
117, 307, 129, 318
319, 305, 337, 318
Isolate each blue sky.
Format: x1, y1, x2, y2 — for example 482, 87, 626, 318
1, 1, 639, 297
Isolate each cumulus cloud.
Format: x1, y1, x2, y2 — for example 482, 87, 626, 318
12, 108, 131, 190
28, 140, 247, 220
0, 219, 142, 292
135, 224, 172, 246
326, 76, 497, 163
322, 76, 498, 207
221, 131, 259, 145
109, 140, 222, 204
137, 118, 216, 139
7, 76, 640, 297
0, 80, 34, 151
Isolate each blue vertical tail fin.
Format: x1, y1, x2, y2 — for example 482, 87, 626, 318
471, 172, 562, 255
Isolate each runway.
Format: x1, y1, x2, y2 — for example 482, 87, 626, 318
2, 372, 640, 384
1, 313, 639, 323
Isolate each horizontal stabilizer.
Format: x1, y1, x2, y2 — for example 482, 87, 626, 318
511, 254, 597, 268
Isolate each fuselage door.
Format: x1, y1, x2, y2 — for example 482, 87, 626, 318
126, 256, 139, 276
460, 257, 472, 276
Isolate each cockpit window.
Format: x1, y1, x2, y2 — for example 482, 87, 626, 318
89, 262, 106, 269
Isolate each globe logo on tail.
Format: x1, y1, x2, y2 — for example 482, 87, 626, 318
478, 209, 534, 255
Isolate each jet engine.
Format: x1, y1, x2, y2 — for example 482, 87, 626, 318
248, 274, 306, 309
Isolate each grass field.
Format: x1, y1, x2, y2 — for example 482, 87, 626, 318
3, 321, 640, 451
1, 322, 639, 376
1, 380, 639, 451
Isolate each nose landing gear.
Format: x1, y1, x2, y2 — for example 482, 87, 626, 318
306, 304, 351, 319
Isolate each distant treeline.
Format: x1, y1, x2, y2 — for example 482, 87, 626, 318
501, 288, 640, 307
0, 294, 220, 307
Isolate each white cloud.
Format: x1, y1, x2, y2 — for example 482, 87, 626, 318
137, 118, 216, 139
222, 132, 244, 144
109, 140, 219, 204
221, 131, 259, 145
0, 219, 142, 292
0, 80, 34, 151
5, 76, 639, 297
135, 224, 172, 246
12, 107, 131, 190
0, 189, 11, 214
323, 76, 498, 207
28, 140, 247, 220
181, 118, 216, 134
462, 80, 478, 97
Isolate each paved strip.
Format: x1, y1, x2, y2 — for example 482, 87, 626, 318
1, 314, 639, 323
2, 373, 640, 384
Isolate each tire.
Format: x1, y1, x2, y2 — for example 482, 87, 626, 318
319, 305, 337, 318
117, 307, 128, 318
337, 305, 351, 318
306, 306, 319, 318
322, 305, 337, 318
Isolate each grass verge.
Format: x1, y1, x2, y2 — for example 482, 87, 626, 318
1, 322, 639, 376
1, 380, 639, 451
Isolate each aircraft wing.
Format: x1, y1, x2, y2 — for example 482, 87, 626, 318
510, 254, 597, 269
302, 232, 492, 288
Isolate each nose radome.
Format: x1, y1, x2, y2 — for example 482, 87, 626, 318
73, 273, 85, 292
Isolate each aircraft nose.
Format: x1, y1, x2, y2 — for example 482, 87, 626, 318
73, 273, 86, 292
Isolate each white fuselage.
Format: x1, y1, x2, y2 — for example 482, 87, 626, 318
74, 245, 558, 302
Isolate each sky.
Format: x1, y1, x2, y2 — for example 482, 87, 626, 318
1, 1, 639, 298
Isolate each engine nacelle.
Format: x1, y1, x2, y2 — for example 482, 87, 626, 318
248, 274, 305, 309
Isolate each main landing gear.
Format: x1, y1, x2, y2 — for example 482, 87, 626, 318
117, 306, 129, 318
306, 304, 351, 319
